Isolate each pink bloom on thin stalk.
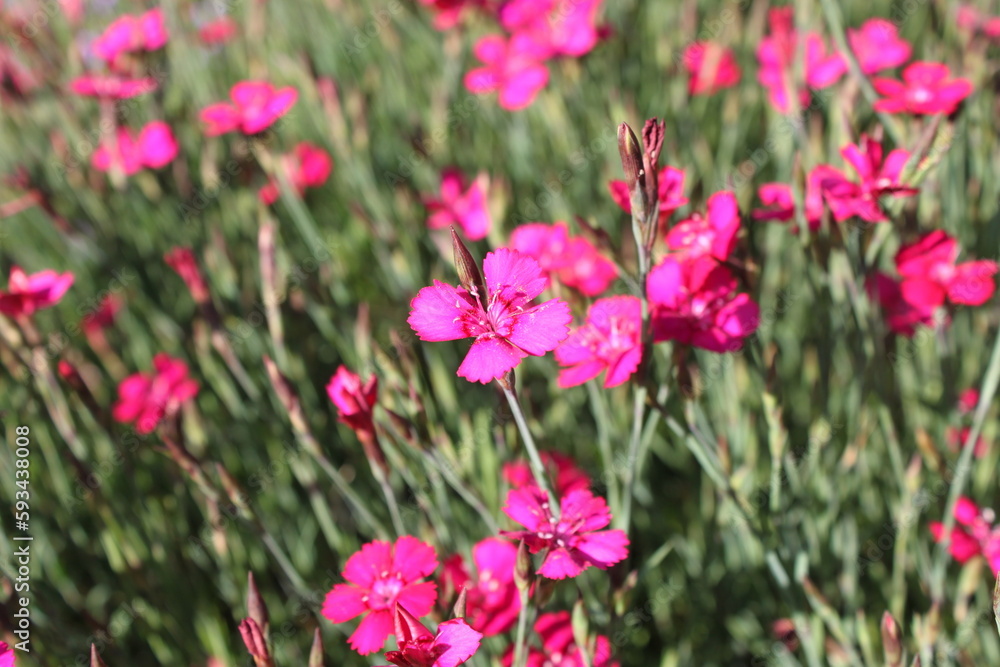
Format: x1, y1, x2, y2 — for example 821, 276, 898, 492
439, 537, 521, 637
69, 74, 158, 98
503, 451, 591, 496
258, 142, 332, 205
383, 604, 482, 667
609, 165, 688, 224
112, 354, 199, 434
756, 7, 846, 113
91, 121, 179, 175
322, 536, 438, 655
424, 168, 492, 241
647, 256, 760, 353
200, 80, 298, 136
555, 295, 642, 388
847, 19, 911, 74
930, 497, 1000, 574
873, 62, 973, 115
895, 230, 997, 308
0, 266, 74, 317
683, 41, 741, 96
666, 191, 740, 262
502, 486, 629, 579
326, 365, 378, 434
407, 248, 572, 383
502, 611, 619, 667
464, 33, 550, 110
510, 222, 618, 296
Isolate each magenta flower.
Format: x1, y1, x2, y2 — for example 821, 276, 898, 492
509, 222, 617, 296
198, 17, 238, 45
0, 642, 12, 667
322, 537, 438, 655
259, 142, 332, 204
814, 134, 917, 223
424, 168, 492, 241
199, 80, 298, 136
608, 165, 688, 223
464, 33, 550, 110
384, 604, 482, 667
647, 256, 760, 353
894, 230, 997, 307
682, 42, 741, 96
69, 74, 158, 98
407, 248, 572, 383
417, 0, 482, 30
665, 191, 740, 261
502, 451, 591, 497
165, 247, 210, 303
112, 354, 200, 434
756, 7, 846, 113
752, 183, 795, 223
500, 0, 606, 58
326, 365, 378, 434
873, 62, 973, 115
847, 19, 911, 74
502, 486, 629, 579
439, 537, 520, 637
503, 611, 619, 667
93, 8, 168, 64
930, 497, 1000, 574
868, 273, 937, 337
0, 266, 74, 317
92, 121, 178, 175
555, 296, 642, 388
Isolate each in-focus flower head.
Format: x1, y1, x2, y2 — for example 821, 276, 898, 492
259, 142, 332, 205
424, 168, 492, 241
112, 354, 199, 434
555, 295, 642, 388
322, 536, 438, 655
502, 486, 629, 579
383, 604, 482, 667
873, 62, 973, 115
683, 41, 741, 96
407, 247, 572, 383
0, 266, 74, 317
199, 80, 298, 136
439, 537, 520, 637
92, 121, 178, 175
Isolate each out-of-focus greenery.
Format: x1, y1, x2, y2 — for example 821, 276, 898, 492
0, 0, 999, 665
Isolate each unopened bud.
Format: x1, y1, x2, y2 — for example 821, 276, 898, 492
247, 572, 270, 634
881, 611, 903, 667
451, 227, 486, 307
90, 645, 109, 667
514, 540, 534, 593
617, 122, 646, 223
239, 618, 270, 663
309, 627, 325, 667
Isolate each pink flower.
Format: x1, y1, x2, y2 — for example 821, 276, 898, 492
93, 8, 168, 63
439, 537, 520, 637
847, 19, 911, 74
384, 604, 482, 667
69, 74, 158, 98
82, 294, 122, 334
92, 121, 179, 175
895, 230, 997, 307
165, 247, 210, 303
407, 248, 572, 383
555, 296, 642, 388
424, 169, 492, 241
873, 62, 973, 115
417, 0, 481, 30
258, 142, 332, 204
500, 0, 606, 58
756, 7, 846, 113
322, 537, 439, 655
502, 486, 629, 579
930, 497, 1000, 574
752, 183, 795, 223
503, 451, 591, 497
464, 33, 550, 110
608, 165, 688, 223
868, 273, 938, 337
112, 354, 199, 434
647, 256, 760, 352
326, 365, 378, 434
665, 191, 740, 261
503, 611, 619, 667
198, 17, 238, 45
510, 222, 618, 296
0, 642, 13, 667
814, 134, 917, 223
958, 388, 980, 414
0, 266, 74, 317
199, 80, 298, 136
683, 41, 741, 95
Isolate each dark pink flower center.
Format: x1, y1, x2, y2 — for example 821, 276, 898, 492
367, 575, 404, 610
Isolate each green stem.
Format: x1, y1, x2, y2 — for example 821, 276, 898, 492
617, 384, 648, 532
511, 586, 533, 667
502, 384, 558, 515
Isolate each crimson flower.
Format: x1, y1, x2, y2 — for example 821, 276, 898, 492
383, 604, 482, 667
895, 230, 997, 307
112, 354, 199, 434
417, 0, 482, 30
407, 248, 571, 383
0, 266, 74, 317
326, 365, 378, 434
81, 294, 122, 334
502, 486, 629, 579
873, 62, 973, 115
439, 537, 520, 637
200, 80, 298, 136
510, 222, 618, 296
92, 122, 178, 175
555, 295, 642, 388
847, 19, 911, 74
502, 611, 619, 667
665, 191, 740, 262
258, 142, 332, 205
322, 537, 438, 655
165, 247, 210, 304
930, 497, 1000, 574
424, 168, 492, 241
683, 41, 741, 96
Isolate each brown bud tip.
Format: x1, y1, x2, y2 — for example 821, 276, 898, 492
451, 227, 486, 305
641, 118, 665, 166
617, 123, 644, 194
90, 645, 109, 667
247, 571, 270, 631
452, 586, 468, 619
881, 610, 903, 667
239, 618, 270, 660
308, 627, 325, 667
513, 539, 534, 593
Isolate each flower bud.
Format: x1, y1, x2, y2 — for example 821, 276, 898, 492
881, 610, 903, 667
451, 227, 486, 307
513, 539, 534, 593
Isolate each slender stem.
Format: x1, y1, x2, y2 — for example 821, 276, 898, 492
372, 465, 405, 537
511, 587, 532, 667
502, 384, 559, 514
617, 384, 648, 531
929, 325, 1000, 603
